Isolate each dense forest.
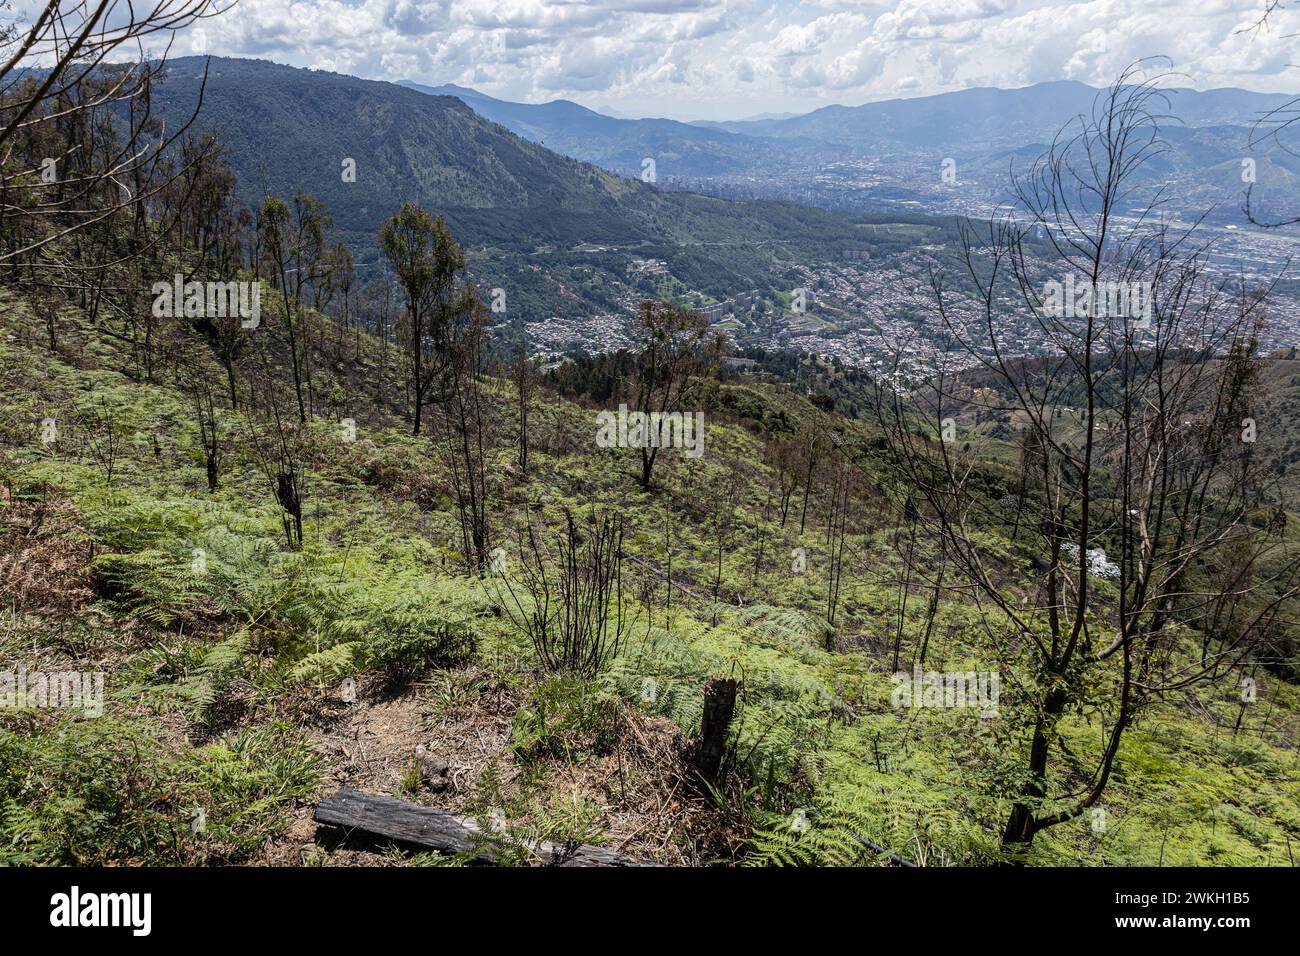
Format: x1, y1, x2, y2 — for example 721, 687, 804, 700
0, 2, 1297, 874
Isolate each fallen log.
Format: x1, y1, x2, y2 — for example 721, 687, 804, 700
313, 788, 660, 866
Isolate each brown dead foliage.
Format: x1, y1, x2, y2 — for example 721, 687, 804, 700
265, 666, 735, 867
0, 478, 93, 614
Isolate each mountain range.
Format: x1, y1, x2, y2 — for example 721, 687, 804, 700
149, 57, 1299, 334
153, 57, 939, 323
398, 74, 1300, 224
694, 80, 1294, 146
394, 80, 789, 178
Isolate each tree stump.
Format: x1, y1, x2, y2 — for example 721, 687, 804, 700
690, 676, 739, 783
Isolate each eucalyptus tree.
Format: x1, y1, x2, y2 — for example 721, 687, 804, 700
630, 300, 723, 488
379, 202, 474, 436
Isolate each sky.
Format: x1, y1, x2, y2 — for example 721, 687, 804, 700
168, 0, 1300, 120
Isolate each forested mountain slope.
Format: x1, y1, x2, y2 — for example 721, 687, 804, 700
152, 57, 938, 316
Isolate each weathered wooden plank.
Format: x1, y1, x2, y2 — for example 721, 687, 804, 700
313, 788, 660, 867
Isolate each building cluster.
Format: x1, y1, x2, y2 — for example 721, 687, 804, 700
694, 290, 762, 322
628, 258, 669, 277
524, 224, 1300, 379
524, 312, 633, 353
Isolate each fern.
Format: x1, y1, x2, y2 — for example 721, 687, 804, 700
287, 640, 364, 684
139, 631, 250, 721
747, 791, 888, 866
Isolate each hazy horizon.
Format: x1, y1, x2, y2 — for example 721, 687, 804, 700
171, 50, 1300, 125
165, 0, 1300, 121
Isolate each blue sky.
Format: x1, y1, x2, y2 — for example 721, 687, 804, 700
165, 0, 1300, 120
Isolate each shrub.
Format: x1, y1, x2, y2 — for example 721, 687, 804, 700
511, 675, 619, 761
367, 601, 478, 679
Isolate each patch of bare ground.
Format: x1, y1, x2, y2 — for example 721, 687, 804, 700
266, 668, 728, 867
0, 477, 93, 616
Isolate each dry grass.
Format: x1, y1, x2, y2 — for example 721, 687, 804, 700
264, 667, 736, 866
0, 477, 93, 615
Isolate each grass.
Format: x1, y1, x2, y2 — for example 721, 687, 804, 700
1, 289, 1297, 866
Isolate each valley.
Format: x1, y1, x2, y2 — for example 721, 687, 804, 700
2, 1, 1299, 893
153, 58, 1300, 368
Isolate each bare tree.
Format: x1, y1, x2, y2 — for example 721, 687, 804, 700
1235, 6, 1300, 227
871, 67, 1300, 854
498, 508, 631, 677
180, 354, 221, 491
79, 395, 120, 484
797, 428, 825, 535
824, 456, 855, 630
764, 436, 802, 527
258, 194, 331, 423
440, 300, 493, 572
245, 349, 307, 550
511, 338, 533, 476
0, 0, 227, 267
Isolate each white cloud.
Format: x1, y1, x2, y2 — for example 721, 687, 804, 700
163, 0, 1300, 120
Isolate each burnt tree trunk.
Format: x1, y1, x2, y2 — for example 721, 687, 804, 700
1001, 686, 1067, 852
276, 470, 303, 548
690, 677, 739, 784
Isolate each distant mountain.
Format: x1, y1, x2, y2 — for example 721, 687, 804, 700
393, 75, 1299, 225
397, 79, 778, 177
396, 75, 1298, 161
151, 57, 938, 319
699, 80, 1296, 149
691, 111, 802, 125
591, 103, 637, 119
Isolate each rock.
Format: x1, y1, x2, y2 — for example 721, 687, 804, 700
414, 744, 450, 789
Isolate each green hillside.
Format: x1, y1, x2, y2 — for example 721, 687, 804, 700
2, 289, 1296, 867
152, 58, 950, 316
3, 32, 1297, 875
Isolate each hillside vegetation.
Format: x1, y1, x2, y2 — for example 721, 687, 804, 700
2, 28, 1297, 869
2, 290, 1296, 867
151, 57, 954, 314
